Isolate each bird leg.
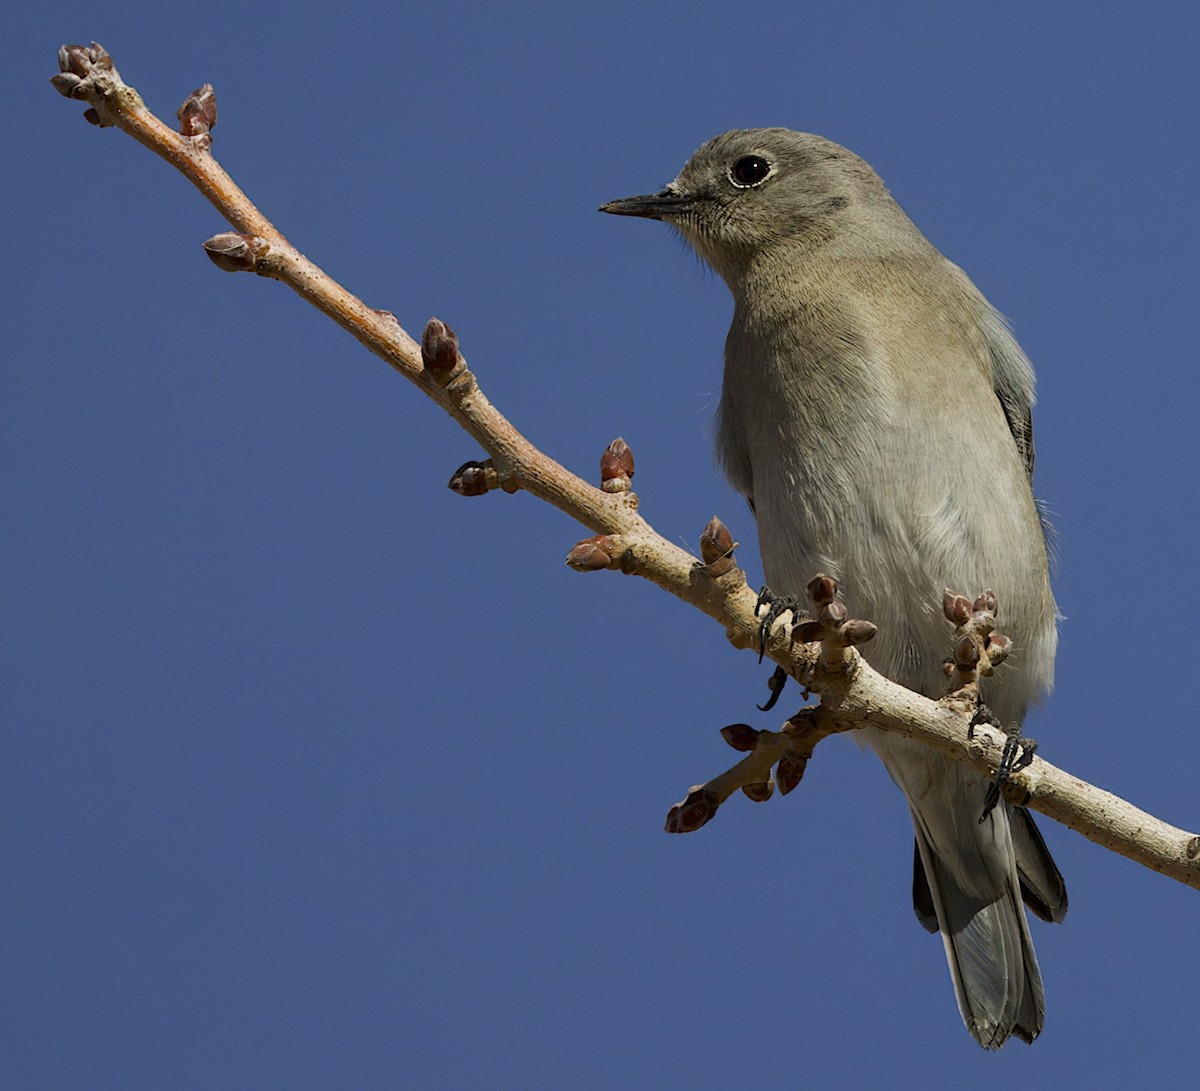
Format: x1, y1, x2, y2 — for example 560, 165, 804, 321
977, 721, 1038, 823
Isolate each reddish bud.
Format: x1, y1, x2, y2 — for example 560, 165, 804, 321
840, 619, 877, 646
720, 723, 760, 752
819, 600, 847, 626
699, 516, 735, 573
776, 756, 807, 795
943, 591, 972, 626
565, 534, 618, 571
600, 438, 635, 493
986, 633, 1011, 667
781, 712, 810, 736
664, 787, 719, 833
448, 460, 497, 496
792, 620, 824, 644
807, 574, 838, 606
54, 44, 118, 119
954, 634, 980, 670
203, 232, 269, 272
58, 42, 109, 78
742, 780, 774, 803
974, 590, 997, 615
421, 318, 462, 385
58, 44, 92, 78
178, 83, 218, 138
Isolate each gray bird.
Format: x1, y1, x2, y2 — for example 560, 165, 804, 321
601, 129, 1067, 1049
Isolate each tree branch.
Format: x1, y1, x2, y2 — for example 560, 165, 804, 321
50, 42, 1200, 892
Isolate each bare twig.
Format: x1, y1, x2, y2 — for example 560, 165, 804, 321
50, 42, 1200, 892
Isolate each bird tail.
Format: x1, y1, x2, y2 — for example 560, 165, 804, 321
911, 800, 1043, 1048
872, 737, 1066, 1048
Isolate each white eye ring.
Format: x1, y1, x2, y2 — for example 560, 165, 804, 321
729, 155, 771, 188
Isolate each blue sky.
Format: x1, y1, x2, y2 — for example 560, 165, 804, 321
8, 3, 1199, 1088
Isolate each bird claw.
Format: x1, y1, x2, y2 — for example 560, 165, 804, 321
967, 702, 1003, 739
978, 721, 1037, 823
757, 664, 789, 711
755, 586, 802, 662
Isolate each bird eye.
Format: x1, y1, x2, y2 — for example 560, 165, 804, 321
730, 155, 771, 188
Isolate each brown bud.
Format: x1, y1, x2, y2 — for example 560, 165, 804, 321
203, 232, 268, 273
985, 633, 1011, 667
58, 44, 89, 78
178, 83, 218, 138
974, 589, 997, 615
720, 723, 760, 752
954, 634, 980, 670
781, 712, 810, 737
421, 318, 463, 384
840, 619, 877, 646
55, 44, 116, 114
807, 574, 838, 605
565, 534, 618, 571
448, 460, 498, 496
943, 591, 972, 626
58, 43, 106, 78
819, 600, 847, 626
664, 787, 718, 833
742, 780, 774, 803
600, 438, 635, 493
49, 72, 82, 97
699, 516, 735, 573
791, 620, 824, 644
776, 756, 807, 795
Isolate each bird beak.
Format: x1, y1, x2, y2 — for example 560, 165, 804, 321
599, 188, 693, 221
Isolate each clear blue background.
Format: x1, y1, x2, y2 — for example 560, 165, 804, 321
8, 3, 1198, 1088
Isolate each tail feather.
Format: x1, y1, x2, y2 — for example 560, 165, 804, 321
868, 730, 1063, 1049
1011, 806, 1069, 924
913, 813, 1045, 1048
914, 805, 1068, 933
911, 839, 939, 933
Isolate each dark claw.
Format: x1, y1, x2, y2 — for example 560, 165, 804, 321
755, 586, 801, 662
967, 701, 1003, 740
757, 665, 788, 711
979, 723, 1037, 823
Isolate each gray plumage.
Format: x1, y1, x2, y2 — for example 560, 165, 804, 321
601, 129, 1066, 1049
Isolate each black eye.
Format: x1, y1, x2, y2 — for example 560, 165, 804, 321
730, 155, 771, 188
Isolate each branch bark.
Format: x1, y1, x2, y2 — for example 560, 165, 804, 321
50, 43, 1200, 892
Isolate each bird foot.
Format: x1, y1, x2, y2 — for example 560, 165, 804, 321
754, 586, 803, 662
977, 716, 1038, 823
